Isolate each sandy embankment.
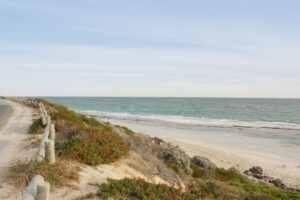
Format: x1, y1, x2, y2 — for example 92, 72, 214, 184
164, 139, 300, 189
99, 118, 300, 190
0, 100, 34, 199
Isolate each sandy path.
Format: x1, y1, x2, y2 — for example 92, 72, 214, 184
0, 100, 33, 199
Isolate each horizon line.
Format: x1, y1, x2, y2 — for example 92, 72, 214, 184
3, 96, 300, 100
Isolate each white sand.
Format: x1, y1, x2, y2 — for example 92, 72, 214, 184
0, 100, 34, 199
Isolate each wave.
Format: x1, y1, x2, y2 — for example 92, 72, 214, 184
81, 111, 300, 131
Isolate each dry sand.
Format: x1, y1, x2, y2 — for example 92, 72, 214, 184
0, 100, 34, 199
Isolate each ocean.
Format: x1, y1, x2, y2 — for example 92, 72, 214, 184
44, 97, 300, 130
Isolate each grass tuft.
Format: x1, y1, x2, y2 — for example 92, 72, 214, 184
6, 160, 80, 190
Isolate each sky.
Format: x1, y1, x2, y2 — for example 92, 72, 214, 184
0, 0, 300, 97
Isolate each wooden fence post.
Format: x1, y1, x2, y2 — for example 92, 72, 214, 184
47, 116, 51, 126
37, 182, 50, 200
49, 123, 55, 140
45, 140, 55, 164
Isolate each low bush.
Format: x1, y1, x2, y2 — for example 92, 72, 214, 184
97, 178, 187, 200
96, 178, 244, 200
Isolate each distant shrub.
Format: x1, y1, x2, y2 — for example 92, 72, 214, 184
213, 168, 300, 200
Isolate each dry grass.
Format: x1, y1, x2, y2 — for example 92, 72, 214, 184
6, 160, 80, 190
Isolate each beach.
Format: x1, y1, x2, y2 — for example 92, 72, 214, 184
100, 117, 300, 189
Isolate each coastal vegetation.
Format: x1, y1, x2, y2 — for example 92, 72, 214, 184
97, 178, 186, 200
11, 99, 300, 199
94, 170, 300, 200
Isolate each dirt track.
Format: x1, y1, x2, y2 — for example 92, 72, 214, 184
0, 100, 33, 199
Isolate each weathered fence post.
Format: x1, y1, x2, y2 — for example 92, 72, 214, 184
37, 182, 50, 200
49, 123, 55, 140
45, 140, 55, 164
41, 115, 47, 126
47, 116, 51, 126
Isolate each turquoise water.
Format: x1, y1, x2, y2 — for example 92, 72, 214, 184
44, 97, 300, 130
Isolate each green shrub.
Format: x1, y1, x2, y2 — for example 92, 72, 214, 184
97, 178, 244, 200
57, 130, 129, 165
97, 178, 187, 200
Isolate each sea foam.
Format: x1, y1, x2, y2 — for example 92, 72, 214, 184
82, 110, 300, 130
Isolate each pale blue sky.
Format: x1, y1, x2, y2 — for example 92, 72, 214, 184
0, 0, 300, 97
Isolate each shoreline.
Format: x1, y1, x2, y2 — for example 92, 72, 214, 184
94, 116, 300, 189
82, 111, 300, 131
